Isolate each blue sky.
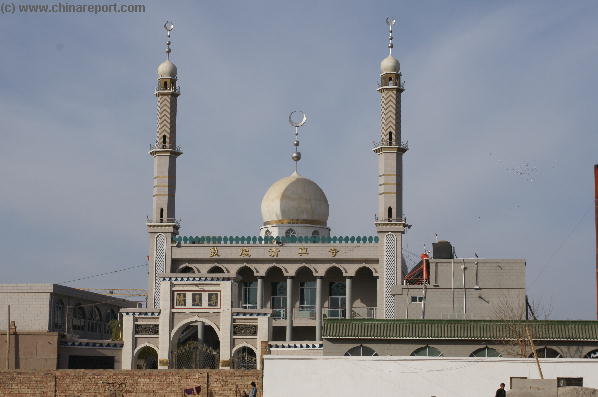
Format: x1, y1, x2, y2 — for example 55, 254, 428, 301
1, 0, 597, 319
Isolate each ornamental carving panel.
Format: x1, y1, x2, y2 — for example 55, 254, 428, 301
233, 324, 257, 336
135, 324, 159, 335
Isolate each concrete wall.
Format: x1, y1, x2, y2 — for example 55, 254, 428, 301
394, 259, 526, 319
0, 369, 262, 397
263, 356, 598, 397
0, 292, 51, 331
0, 331, 59, 369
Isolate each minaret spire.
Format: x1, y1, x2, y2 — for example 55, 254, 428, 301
289, 110, 307, 173
164, 21, 174, 60
386, 17, 395, 56
374, 17, 408, 320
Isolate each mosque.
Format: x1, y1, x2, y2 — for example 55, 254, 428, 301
119, 20, 539, 370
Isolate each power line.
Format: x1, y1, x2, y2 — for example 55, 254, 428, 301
531, 203, 593, 285
57, 263, 148, 284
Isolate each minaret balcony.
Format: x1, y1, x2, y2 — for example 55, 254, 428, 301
149, 143, 183, 156
372, 139, 408, 153
154, 86, 181, 96
377, 81, 405, 91
146, 216, 181, 227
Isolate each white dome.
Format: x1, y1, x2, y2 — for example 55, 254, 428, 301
380, 55, 400, 74
261, 171, 329, 227
157, 60, 177, 78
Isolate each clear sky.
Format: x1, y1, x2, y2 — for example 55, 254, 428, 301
1, 0, 597, 319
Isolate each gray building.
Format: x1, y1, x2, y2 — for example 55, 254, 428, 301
0, 284, 135, 369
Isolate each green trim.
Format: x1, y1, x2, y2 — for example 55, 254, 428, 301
322, 319, 598, 341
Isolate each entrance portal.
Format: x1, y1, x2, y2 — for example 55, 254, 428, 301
172, 322, 220, 369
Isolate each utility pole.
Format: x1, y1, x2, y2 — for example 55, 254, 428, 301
594, 165, 598, 320
6, 305, 10, 370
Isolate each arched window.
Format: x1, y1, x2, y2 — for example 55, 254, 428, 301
584, 349, 598, 359
411, 346, 444, 357
162, 135, 167, 145
163, 81, 167, 90
470, 347, 501, 358
285, 228, 296, 237
312, 230, 320, 236
207, 266, 225, 274
180, 266, 194, 273
344, 345, 378, 356
159, 208, 164, 221
387, 206, 393, 220
388, 131, 393, 146
530, 347, 562, 358
73, 305, 86, 331
264, 229, 272, 237
53, 300, 65, 331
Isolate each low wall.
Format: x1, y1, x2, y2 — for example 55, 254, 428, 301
264, 356, 598, 397
0, 369, 262, 397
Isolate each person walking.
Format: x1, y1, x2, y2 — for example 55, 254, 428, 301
248, 381, 258, 397
495, 382, 506, 397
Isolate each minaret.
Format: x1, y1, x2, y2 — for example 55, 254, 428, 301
373, 18, 408, 319
147, 21, 182, 308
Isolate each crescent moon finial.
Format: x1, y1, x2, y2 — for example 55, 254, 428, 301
385, 17, 396, 55
289, 110, 307, 127
288, 110, 308, 172
163, 21, 174, 59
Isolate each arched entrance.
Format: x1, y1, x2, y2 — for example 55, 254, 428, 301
134, 345, 158, 369
172, 321, 220, 369
231, 346, 257, 369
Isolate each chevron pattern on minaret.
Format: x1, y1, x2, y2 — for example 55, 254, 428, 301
156, 95, 178, 141
380, 90, 401, 142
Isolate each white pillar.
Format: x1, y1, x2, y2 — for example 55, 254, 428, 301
286, 277, 293, 342
257, 277, 264, 310
376, 276, 382, 319
315, 277, 322, 341
121, 314, 134, 369
158, 280, 172, 369
345, 277, 352, 319
197, 321, 204, 344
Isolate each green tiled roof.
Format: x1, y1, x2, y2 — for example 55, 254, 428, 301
322, 319, 598, 341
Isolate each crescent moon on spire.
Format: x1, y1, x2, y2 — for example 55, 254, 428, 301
289, 111, 307, 127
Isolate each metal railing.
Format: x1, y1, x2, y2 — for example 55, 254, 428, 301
372, 139, 409, 150
146, 216, 181, 227
271, 296, 287, 319
374, 215, 406, 223
351, 307, 377, 319
149, 143, 183, 152
294, 306, 316, 320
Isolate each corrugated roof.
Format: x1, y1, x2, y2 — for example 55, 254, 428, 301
322, 319, 598, 341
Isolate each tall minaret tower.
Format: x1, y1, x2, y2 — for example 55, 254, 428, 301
374, 18, 408, 319
147, 21, 182, 308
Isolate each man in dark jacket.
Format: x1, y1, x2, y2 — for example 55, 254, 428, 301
495, 383, 506, 397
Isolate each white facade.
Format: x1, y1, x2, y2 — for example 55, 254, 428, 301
263, 356, 598, 397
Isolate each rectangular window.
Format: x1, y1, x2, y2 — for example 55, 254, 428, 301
271, 282, 287, 319
410, 296, 424, 303
242, 281, 257, 309
191, 293, 202, 307
298, 281, 316, 319
557, 378, 583, 387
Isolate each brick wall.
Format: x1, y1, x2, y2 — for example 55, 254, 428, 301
0, 369, 262, 397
